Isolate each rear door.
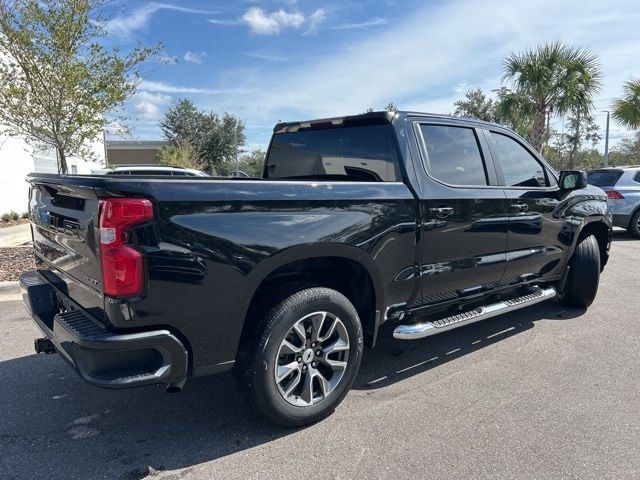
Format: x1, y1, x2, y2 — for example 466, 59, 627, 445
414, 121, 509, 306
484, 129, 566, 285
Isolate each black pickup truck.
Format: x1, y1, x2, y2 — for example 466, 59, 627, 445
21, 111, 611, 426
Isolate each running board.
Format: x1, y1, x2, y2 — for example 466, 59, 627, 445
393, 286, 556, 340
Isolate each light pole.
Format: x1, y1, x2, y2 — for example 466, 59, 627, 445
234, 122, 240, 177
602, 110, 610, 167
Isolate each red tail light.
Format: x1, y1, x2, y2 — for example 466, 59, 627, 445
607, 190, 625, 200
99, 198, 153, 298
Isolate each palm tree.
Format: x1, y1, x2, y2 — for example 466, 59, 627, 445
502, 42, 601, 152
613, 79, 640, 129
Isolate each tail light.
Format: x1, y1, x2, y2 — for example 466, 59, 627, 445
99, 198, 153, 298
607, 190, 625, 200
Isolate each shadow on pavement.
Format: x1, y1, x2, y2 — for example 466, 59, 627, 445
355, 299, 585, 390
0, 300, 585, 480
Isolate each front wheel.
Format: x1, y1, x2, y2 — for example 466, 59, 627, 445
237, 287, 363, 427
558, 234, 601, 308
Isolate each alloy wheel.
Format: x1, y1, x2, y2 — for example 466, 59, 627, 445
274, 311, 350, 407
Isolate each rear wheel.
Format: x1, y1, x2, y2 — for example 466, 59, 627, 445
628, 210, 640, 239
236, 287, 363, 427
558, 234, 601, 308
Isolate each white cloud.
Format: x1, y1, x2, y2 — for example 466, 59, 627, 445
330, 18, 387, 30
220, 1, 639, 123
246, 52, 288, 62
242, 7, 305, 35
133, 91, 172, 120
183, 51, 206, 64
208, 18, 242, 26
139, 80, 253, 95
158, 55, 178, 65
127, 0, 640, 151
103, 3, 218, 38
306, 9, 327, 34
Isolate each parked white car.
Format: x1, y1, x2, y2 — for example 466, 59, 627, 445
91, 165, 208, 177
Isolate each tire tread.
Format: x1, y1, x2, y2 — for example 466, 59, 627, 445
236, 287, 362, 426
559, 234, 600, 308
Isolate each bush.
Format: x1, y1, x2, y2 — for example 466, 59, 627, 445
9, 211, 19, 221
21, 212, 29, 219
156, 140, 204, 171
0, 213, 10, 222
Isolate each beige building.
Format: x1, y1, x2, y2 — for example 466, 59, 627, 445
106, 140, 168, 166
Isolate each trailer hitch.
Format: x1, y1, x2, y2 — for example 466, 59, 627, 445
34, 337, 56, 354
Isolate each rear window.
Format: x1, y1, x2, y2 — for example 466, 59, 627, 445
265, 125, 400, 182
587, 170, 623, 187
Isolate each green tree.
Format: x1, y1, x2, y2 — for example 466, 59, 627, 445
160, 98, 245, 174
385, 102, 399, 113
156, 140, 203, 171
560, 112, 601, 169
453, 88, 497, 122
453, 87, 532, 139
502, 42, 601, 153
238, 149, 265, 177
613, 79, 640, 130
609, 131, 640, 166
0, 0, 157, 173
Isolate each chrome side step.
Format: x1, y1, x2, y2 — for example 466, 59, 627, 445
393, 286, 556, 340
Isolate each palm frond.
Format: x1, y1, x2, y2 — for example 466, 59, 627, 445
613, 78, 640, 129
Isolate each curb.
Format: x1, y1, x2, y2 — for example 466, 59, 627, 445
0, 281, 20, 295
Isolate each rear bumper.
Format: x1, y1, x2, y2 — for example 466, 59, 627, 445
20, 270, 188, 389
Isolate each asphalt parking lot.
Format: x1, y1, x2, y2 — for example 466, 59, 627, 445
1, 231, 639, 480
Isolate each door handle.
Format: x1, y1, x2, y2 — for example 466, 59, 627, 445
428, 207, 454, 218
510, 202, 529, 213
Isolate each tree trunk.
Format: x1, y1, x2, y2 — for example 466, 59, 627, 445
530, 108, 546, 153
568, 111, 581, 170
57, 147, 68, 174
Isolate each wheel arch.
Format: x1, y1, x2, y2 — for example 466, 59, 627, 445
236, 244, 385, 353
574, 219, 611, 270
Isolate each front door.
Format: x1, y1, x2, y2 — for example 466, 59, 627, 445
415, 123, 509, 306
484, 129, 566, 285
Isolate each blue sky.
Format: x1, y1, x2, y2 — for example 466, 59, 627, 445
104, 0, 640, 151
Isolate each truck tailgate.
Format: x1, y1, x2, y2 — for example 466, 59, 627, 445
28, 177, 104, 305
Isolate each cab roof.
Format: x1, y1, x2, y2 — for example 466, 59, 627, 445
273, 110, 504, 133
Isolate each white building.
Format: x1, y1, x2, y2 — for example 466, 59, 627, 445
0, 129, 105, 215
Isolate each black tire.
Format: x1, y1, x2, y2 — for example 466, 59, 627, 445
628, 210, 640, 239
236, 287, 363, 427
558, 234, 601, 308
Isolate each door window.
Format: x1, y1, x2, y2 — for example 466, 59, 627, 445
419, 124, 487, 186
490, 132, 548, 188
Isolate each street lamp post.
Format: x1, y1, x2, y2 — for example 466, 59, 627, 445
234, 122, 242, 177
602, 110, 610, 167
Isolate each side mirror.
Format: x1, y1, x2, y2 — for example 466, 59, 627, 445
559, 170, 587, 190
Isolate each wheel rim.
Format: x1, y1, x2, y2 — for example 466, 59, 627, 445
274, 311, 350, 407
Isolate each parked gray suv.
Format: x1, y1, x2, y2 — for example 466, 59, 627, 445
588, 166, 640, 237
